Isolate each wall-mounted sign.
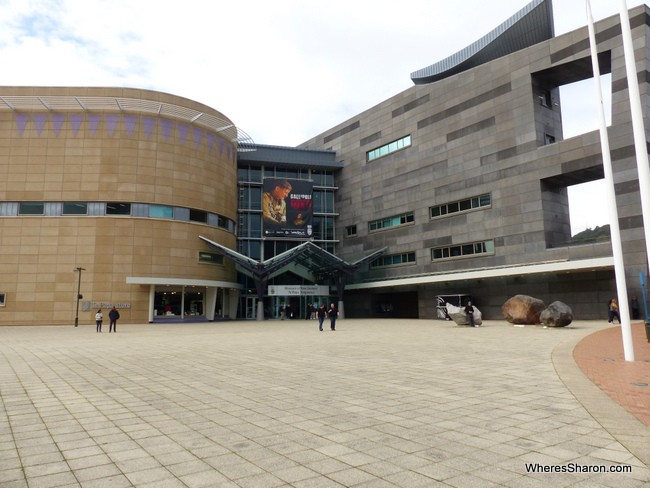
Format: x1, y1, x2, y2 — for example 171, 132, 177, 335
82, 301, 131, 311
268, 285, 329, 296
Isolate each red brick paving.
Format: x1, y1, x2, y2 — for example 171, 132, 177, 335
574, 322, 650, 427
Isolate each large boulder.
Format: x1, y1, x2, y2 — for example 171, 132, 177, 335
446, 303, 483, 326
502, 295, 545, 324
540, 301, 573, 327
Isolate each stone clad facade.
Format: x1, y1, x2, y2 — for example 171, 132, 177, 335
301, 5, 650, 319
0, 87, 240, 325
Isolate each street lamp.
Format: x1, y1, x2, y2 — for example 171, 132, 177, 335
74, 267, 86, 327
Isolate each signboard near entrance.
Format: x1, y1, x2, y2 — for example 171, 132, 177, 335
268, 285, 329, 296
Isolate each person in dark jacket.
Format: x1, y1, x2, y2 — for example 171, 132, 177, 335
108, 306, 120, 333
464, 301, 476, 327
327, 303, 338, 331
317, 304, 326, 331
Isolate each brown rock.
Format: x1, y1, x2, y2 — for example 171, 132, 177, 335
502, 295, 546, 324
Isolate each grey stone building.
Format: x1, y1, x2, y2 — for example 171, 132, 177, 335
297, 0, 650, 320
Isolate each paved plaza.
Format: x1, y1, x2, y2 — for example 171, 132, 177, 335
0, 319, 648, 488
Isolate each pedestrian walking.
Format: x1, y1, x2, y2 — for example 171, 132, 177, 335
327, 303, 338, 331
608, 298, 621, 324
95, 309, 103, 332
317, 304, 326, 331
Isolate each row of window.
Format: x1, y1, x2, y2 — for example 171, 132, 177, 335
368, 240, 495, 268
431, 240, 495, 260
1, 202, 235, 233
367, 135, 412, 162
238, 166, 335, 187
430, 194, 491, 218
349, 193, 492, 236
369, 212, 414, 232
370, 252, 416, 268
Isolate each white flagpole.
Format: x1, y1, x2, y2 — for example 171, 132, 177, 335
586, 0, 635, 361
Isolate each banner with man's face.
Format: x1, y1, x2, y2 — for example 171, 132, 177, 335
262, 178, 313, 238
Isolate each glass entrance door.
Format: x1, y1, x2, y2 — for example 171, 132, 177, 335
245, 297, 257, 319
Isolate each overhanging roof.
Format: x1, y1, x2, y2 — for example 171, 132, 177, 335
346, 256, 614, 290
410, 0, 554, 85
199, 236, 386, 281
126, 276, 242, 288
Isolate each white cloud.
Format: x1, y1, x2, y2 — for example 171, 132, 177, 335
0, 0, 645, 232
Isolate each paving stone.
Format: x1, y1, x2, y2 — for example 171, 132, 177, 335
0, 320, 647, 487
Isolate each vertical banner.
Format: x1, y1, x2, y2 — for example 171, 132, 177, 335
262, 178, 313, 238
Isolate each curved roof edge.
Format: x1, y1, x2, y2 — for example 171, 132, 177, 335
410, 0, 554, 85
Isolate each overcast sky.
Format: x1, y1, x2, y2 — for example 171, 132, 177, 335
0, 0, 646, 234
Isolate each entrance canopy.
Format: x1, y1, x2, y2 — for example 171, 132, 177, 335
199, 236, 385, 283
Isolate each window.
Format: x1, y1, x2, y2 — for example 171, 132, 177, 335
0, 293, 5, 306
149, 205, 174, 218
370, 252, 416, 268
313, 190, 334, 213
238, 166, 262, 183
431, 240, 495, 260
539, 90, 552, 107
237, 240, 261, 260
430, 194, 491, 219
367, 135, 411, 162
18, 202, 44, 215
346, 225, 357, 237
239, 186, 262, 210
369, 212, 414, 232
544, 133, 556, 145
106, 203, 131, 215
239, 214, 261, 238
312, 216, 335, 240
62, 202, 88, 215
198, 252, 224, 265
189, 209, 207, 223
311, 170, 334, 187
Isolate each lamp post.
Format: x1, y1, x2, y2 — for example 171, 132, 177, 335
74, 267, 85, 327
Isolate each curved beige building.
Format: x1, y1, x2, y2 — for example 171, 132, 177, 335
0, 87, 241, 325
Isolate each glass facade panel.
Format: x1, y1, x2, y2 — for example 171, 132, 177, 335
150, 204, 173, 218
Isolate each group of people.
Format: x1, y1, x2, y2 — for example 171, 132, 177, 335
317, 303, 338, 331
281, 302, 339, 330
95, 307, 120, 332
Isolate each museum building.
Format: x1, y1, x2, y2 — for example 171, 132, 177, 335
2, 0, 650, 324
0, 87, 243, 325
